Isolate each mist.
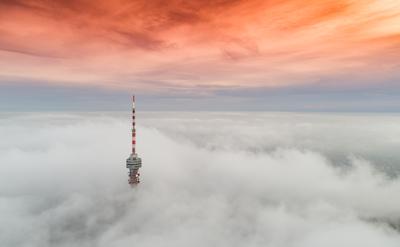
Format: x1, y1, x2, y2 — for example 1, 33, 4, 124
1, 112, 400, 247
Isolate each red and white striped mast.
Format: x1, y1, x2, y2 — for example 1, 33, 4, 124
126, 95, 142, 185
131, 95, 136, 155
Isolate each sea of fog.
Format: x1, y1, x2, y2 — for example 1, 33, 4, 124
1, 111, 400, 247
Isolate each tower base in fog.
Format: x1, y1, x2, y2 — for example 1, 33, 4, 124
126, 153, 142, 185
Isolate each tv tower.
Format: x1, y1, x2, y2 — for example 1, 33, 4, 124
126, 95, 142, 185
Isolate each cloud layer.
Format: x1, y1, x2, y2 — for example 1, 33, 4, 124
0, 0, 399, 93
1, 112, 400, 246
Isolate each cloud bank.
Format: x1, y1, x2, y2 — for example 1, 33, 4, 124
1, 112, 400, 246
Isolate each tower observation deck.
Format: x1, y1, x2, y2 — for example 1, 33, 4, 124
126, 95, 142, 185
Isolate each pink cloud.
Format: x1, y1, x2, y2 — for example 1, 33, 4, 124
0, 0, 399, 93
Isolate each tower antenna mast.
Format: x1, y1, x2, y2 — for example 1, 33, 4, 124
126, 95, 142, 185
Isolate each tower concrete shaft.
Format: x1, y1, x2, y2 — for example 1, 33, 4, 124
126, 95, 142, 185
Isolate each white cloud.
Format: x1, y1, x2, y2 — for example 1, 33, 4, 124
1, 112, 400, 246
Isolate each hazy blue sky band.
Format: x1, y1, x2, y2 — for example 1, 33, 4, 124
0, 78, 399, 112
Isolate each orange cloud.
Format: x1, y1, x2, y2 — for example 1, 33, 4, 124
0, 0, 399, 93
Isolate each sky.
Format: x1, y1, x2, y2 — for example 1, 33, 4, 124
1, 112, 400, 246
0, 0, 399, 111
